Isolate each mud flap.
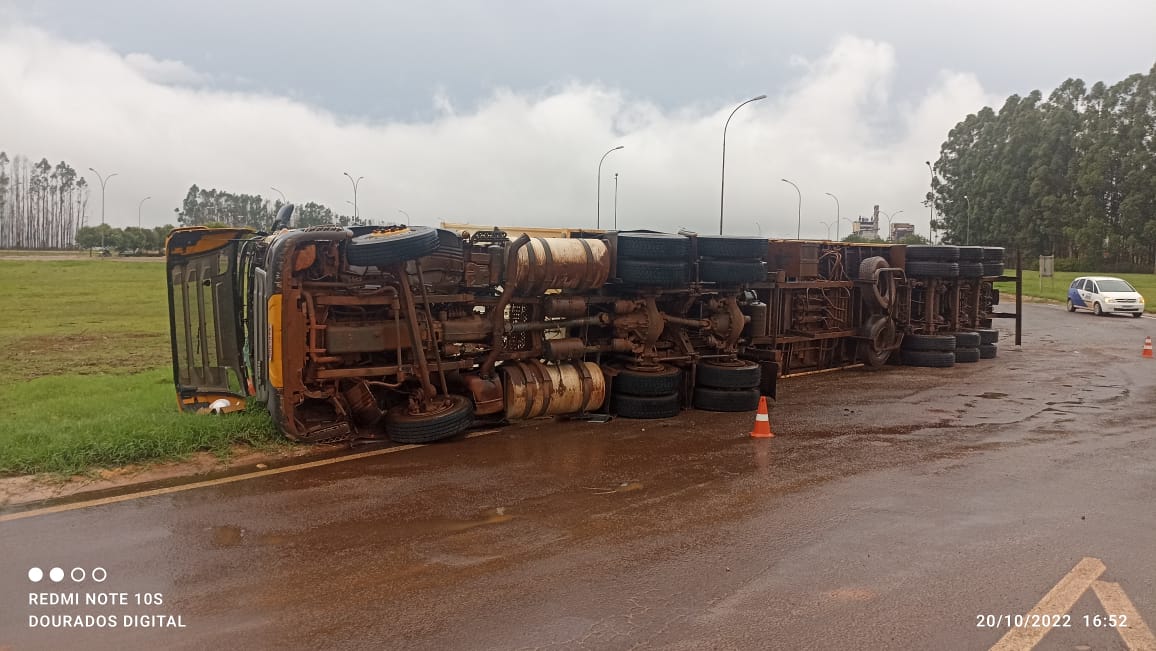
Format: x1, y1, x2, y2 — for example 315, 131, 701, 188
758, 361, 779, 400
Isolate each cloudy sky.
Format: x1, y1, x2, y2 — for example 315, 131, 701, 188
2, 1, 1154, 238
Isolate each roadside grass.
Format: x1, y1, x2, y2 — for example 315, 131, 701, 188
0, 259, 171, 381
994, 270, 1154, 312
0, 258, 289, 476
0, 368, 280, 476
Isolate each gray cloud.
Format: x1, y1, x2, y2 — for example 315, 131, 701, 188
0, 25, 1014, 240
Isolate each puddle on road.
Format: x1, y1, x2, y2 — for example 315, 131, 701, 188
978, 392, 1008, 399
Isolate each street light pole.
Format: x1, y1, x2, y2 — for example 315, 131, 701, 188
270, 186, 287, 204
88, 167, 118, 253
596, 145, 624, 229
963, 195, 972, 245
613, 172, 619, 230
781, 178, 802, 239
925, 161, 936, 244
137, 196, 151, 229
343, 172, 364, 219
719, 94, 767, 235
819, 220, 833, 240
397, 209, 411, 226
824, 192, 840, 240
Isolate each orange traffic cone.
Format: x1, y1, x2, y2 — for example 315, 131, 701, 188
750, 396, 774, 438
1144, 336, 1153, 359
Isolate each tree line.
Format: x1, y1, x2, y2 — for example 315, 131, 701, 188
0, 157, 364, 251
0, 153, 90, 249
931, 62, 1156, 271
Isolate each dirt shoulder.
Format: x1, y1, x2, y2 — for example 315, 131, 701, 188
0, 444, 331, 508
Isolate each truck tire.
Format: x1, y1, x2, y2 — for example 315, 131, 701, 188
979, 343, 998, 359
617, 233, 690, 260
696, 235, 767, 259
958, 262, 985, 278
906, 261, 960, 278
954, 347, 981, 363
976, 328, 999, 345
957, 246, 984, 262
347, 226, 440, 267
983, 262, 1004, 277
982, 247, 1005, 262
858, 256, 895, 312
617, 259, 689, 286
906, 245, 960, 262
692, 387, 761, 412
700, 259, 767, 284
613, 365, 682, 397
386, 395, 474, 444
696, 359, 761, 389
902, 350, 956, 368
901, 334, 957, 352
953, 332, 981, 349
613, 392, 681, 419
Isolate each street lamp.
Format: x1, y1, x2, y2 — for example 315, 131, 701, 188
596, 145, 624, 229
397, 209, 411, 225
925, 161, 935, 244
343, 172, 364, 219
719, 94, 767, 235
824, 192, 841, 240
270, 186, 287, 204
137, 196, 151, 230
781, 178, 802, 239
88, 167, 118, 253
842, 216, 856, 239
963, 195, 972, 245
613, 172, 619, 230
819, 220, 833, 240
880, 209, 904, 241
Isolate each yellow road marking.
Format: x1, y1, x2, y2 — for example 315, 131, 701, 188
990, 557, 1106, 651
0, 430, 498, 524
1092, 581, 1156, 651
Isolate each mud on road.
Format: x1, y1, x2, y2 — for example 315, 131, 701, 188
3, 303, 1155, 650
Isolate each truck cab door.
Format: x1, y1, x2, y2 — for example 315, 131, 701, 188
165, 227, 255, 413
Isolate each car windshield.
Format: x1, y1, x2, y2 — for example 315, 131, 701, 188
1098, 279, 1135, 293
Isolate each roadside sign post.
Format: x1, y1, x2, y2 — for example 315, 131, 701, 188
1039, 255, 1054, 294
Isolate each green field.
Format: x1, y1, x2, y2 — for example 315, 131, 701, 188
0, 259, 280, 476
994, 270, 1154, 312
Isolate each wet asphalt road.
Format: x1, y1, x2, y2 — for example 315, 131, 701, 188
3, 302, 1156, 650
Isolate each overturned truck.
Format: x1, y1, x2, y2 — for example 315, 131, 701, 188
165, 213, 1006, 443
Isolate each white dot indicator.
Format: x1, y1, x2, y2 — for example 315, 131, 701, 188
28, 567, 43, 582
49, 567, 64, 583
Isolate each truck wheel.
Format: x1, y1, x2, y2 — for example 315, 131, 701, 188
385, 395, 474, 444
953, 332, 981, 349
858, 256, 894, 312
979, 344, 998, 359
613, 364, 682, 397
902, 350, 956, 368
955, 347, 981, 363
692, 387, 761, 412
696, 235, 767, 259
900, 334, 957, 352
617, 259, 689, 286
696, 359, 761, 389
976, 328, 999, 344
905, 261, 960, 278
700, 259, 767, 284
612, 392, 680, 419
347, 226, 440, 267
905, 245, 960, 262
957, 246, 984, 262
983, 263, 1004, 277
617, 232, 690, 260
958, 262, 985, 278
982, 247, 1005, 263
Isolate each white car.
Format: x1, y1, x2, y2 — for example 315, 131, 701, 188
1066, 276, 1145, 317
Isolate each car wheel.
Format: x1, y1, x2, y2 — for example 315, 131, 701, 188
1066, 299, 1075, 312
1133, 312, 1143, 318
1093, 302, 1103, 316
